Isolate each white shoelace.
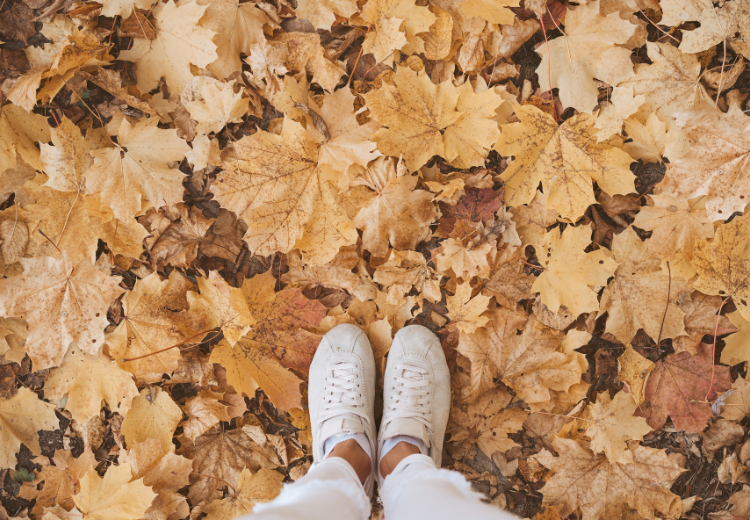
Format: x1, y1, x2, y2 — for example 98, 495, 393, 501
388, 364, 430, 427
321, 362, 363, 420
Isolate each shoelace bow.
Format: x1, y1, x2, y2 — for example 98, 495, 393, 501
322, 362, 363, 418
389, 364, 430, 427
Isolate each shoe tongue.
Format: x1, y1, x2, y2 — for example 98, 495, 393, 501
320, 414, 365, 441
382, 418, 430, 448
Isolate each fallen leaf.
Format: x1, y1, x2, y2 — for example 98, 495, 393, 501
534, 436, 685, 520
73, 462, 157, 520
586, 390, 652, 464
532, 224, 618, 317
447, 386, 527, 459
202, 468, 283, 519
44, 344, 139, 423
121, 387, 183, 453
0, 387, 59, 467
638, 342, 732, 433
692, 214, 750, 321
447, 282, 491, 334
180, 425, 280, 505
85, 117, 190, 221
535, 0, 637, 113
18, 450, 96, 516
496, 105, 634, 221
181, 390, 231, 441
617, 344, 655, 405
458, 310, 583, 403
0, 252, 124, 369
150, 204, 215, 270
600, 226, 689, 343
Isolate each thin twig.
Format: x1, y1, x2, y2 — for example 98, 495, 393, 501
656, 261, 671, 346
539, 12, 558, 121
120, 329, 219, 362
347, 24, 370, 87
38, 229, 63, 254
706, 295, 731, 400
530, 411, 593, 421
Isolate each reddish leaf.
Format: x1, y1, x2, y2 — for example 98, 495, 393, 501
436, 187, 504, 237
637, 343, 732, 433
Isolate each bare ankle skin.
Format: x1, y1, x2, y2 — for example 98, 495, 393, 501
379, 441, 421, 479
327, 438, 372, 484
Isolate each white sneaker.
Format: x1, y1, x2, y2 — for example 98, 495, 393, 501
377, 325, 451, 486
308, 323, 377, 496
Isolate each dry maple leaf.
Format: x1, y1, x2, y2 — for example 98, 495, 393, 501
274, 32, 346, 93
535, 0, 637, 113
363, 67, 502, 171
0, 252, 124, 370
211, 119, 356, 263
600, 226, 690, 343
181, 390, 231, 441
617, 344, 655, 406
657, 100, 750, 221
532, 224, 618, 317
692, 214, 750, 321
361, 0, 436, 62
373, 249, 442, 304
622, 112, 690, 163
594, 85, 645, 142
352, 156, 435, 258
126, 438, 192, 520
631, 194, 714, 261
180, 425, 280, 505
107, 271, 204, 380
150, 203, 215, 270
638, 342, 732, 433
44, 344, 139, 424
210, 271, 325, 410
482, 245, 536, 307
672, 290, 736, 355
0, 387, 59, 467
18, 450, 96, 516
186, 80, 249, 136
0, 104, 50, 175
447, 386, 527, 459
100, 0, 156, 18
436, 186, 503, 237
419, 6, 453, 61
187, 271, 254, 346
458, 309, 582, 403
282, 249, 376, 303
121, 387, 183, 453
85, 117, 190, 221
309, 87, 381, 183
202, 468, 283, 519
534, 436, 685, 520
619, 41, 710, 116
118, 0, 217, 97
73, 462, 156, 520
721, 311, 750, 366
197, 0, 269, 79
585, 390, 652, 464
660, 0, 749, 54
296, 0, 358, 29
496, 105, 634, 221
509, 190, 557, 251
40, 116, 104, 193
720, 374, 750, 421
434, 221, 493, 279
446, 282, 491, 334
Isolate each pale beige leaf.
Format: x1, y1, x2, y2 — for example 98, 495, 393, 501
447, 282, 490, 334
74, 463, 157, 520
121, 387, 183, 453
586, 391, 652, 464
0, 387, 59, 467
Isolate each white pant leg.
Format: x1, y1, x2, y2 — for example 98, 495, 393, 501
247, 458, 370, 520
380, 454, 518, 520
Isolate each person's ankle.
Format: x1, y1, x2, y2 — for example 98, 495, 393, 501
328, 438, 372, 484
379, 441, 421, 479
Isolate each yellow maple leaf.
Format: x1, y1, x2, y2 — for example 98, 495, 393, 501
121, 387, 182, 453
496, 105, 634, 222
118, 0, 217, 97
85, 117, 190, 221
74, 463, 156, 520
585, 390, 653, 464
202, 468, 283, 519
532, 224, 618, 317
0, 387, 59, 467
447, 282, 490, 334
364, 66, 502, 171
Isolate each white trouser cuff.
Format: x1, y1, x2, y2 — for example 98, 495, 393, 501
253, 458, 371, 520
379, 453, 487, 515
